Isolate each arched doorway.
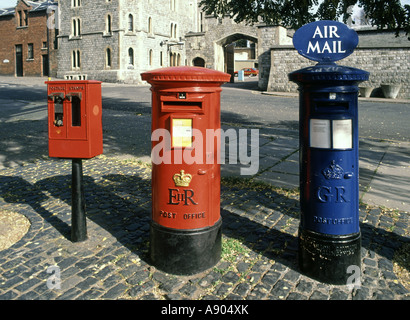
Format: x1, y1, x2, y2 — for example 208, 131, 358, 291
193, 57, 205, 67
214, 33, 258, 82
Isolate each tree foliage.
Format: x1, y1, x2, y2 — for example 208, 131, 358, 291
199, 0, 410, 36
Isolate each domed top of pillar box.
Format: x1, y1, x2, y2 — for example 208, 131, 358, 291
289, 62, 369, 86
141, 66, 231, 88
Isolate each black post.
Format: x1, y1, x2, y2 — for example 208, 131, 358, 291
71, 158, 87, 242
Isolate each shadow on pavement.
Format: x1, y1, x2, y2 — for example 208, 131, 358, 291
1, 166, 408, 277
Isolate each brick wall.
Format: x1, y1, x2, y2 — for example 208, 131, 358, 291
0, 15, 15, 75
0, 1, 57, 77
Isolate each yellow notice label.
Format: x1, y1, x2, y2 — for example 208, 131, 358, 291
172, 118, 192, 147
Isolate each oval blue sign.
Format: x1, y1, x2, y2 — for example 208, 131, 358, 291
293, 20, 359, 62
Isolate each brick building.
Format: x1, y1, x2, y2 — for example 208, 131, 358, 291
0, 0, 59, 77
57, 0, 199, 83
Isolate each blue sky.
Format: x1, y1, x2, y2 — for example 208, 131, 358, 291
1, 0, 410, 10
1, 0, 17, 8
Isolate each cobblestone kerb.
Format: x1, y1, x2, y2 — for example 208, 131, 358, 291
0, 156, 409, 300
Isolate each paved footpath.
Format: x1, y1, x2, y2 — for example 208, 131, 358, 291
1, 156, 408, 301
0, 77, 409, 302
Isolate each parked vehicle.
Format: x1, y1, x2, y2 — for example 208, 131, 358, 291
234, 68, 259, 77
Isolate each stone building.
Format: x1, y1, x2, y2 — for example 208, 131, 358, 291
56, 1, 410, 98
0, 0, 59, 77
57, 0, 199, 83
185, 14, 291, 88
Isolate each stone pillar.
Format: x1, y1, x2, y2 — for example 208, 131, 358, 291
257, 25, 279, 91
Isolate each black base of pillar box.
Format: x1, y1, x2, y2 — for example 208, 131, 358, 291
149, 219, 222, 275
298, 228, 361, 285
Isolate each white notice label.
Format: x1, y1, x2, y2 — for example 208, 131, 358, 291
333, 119, 352, 149
310, 119, 331, 148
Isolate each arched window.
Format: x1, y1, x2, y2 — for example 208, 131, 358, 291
106, 48, 111, 67
148, 17, 152, 34
77, 50, 80, 68
72, 51, 76, 68
72, 18, 81, 36
149, 49, 153, 66
128, 48, 134, 65
106, 14, 112, 33
128, 14, 133, 32
72, 50, 80, 69
170, 52, 177, 66
77, 19, 81, 36
72, 0, 81, 7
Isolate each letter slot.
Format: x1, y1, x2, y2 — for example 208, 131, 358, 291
48, 92, 65, 127
66, 92, 82, 127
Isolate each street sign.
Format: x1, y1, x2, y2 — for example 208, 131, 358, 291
293, 20, 359, 62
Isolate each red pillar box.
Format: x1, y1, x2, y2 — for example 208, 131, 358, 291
46, 80, 103, 159
141, 67, 230, 275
